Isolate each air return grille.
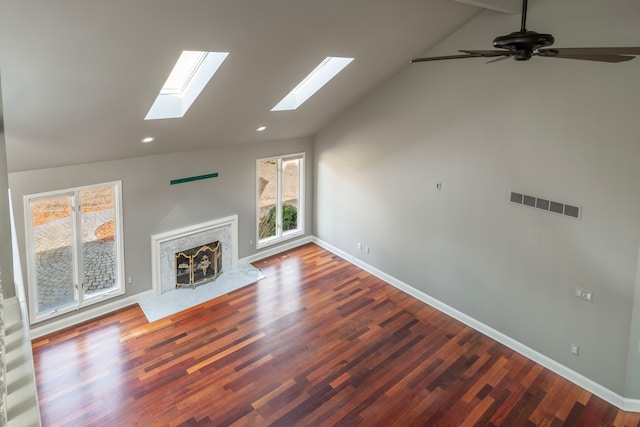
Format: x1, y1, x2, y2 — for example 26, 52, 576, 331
510, 191, 581, 219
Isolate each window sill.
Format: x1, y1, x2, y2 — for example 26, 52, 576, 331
257, 230, 305, 250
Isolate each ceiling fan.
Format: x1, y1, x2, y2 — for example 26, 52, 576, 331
412, 0, 640, 64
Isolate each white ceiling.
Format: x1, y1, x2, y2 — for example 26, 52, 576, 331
0, 0, 520, 172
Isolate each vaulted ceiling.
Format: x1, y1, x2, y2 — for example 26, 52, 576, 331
0, 0, 520, 172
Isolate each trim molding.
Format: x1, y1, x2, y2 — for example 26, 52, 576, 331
311, 237, 640, 413
624, 399, 640, 413
29, 290, 154, 339
240, 235, 313, 265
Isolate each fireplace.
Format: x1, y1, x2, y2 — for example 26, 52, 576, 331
175, 241, 222, 288
151, 215, 239, 296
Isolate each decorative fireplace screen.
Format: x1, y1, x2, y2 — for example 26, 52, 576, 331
175, 241, 222, 289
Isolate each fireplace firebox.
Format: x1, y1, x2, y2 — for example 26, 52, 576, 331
175, 241, 222, 289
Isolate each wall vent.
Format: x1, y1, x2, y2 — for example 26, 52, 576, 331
510, 191, 581, 220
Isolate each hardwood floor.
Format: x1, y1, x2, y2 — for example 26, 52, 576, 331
32, 243, 640, 426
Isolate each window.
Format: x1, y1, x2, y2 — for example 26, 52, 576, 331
256, 153, 304, 248
24, 181, 125, 324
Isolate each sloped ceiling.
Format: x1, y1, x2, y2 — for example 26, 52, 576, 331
0, 0, 520, 172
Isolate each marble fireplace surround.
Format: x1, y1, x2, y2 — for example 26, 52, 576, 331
150, 215, 239, 296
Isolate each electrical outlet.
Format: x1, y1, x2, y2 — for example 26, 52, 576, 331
570, 344, 579, 356
575, 287, 593, 302
357, 242, 362, 251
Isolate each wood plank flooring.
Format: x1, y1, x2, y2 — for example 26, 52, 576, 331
32, 243, 640, 426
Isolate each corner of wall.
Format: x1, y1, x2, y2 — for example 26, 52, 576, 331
0, 74, 17, 300
625, 241, 640, 399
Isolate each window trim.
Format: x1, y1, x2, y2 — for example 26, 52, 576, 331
23, 180, 126, 324
256, 153, 305, 249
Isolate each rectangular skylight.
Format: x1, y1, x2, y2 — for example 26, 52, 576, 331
271, 56, 354, 111
145, 51, 229, 120
160, 51, 208, 95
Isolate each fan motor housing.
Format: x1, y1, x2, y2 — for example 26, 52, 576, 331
493, 30, 555, 60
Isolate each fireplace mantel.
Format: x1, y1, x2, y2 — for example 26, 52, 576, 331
150, 215, 238, 295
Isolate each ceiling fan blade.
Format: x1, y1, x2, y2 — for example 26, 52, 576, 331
459, 50, 513, 58
411, 53, 483, 62
550, 47, 640, 55
461, 50, 513, 63
411, 49, 512, 63
538, 48, 638, 63
553, 54, 635, 63
486, 55, 511, 64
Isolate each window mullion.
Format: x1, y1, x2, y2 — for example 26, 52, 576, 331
73, 191, 84, 306
276, 159, 283, 238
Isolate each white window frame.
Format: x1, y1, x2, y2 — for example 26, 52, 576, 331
256, 153, 305, 249
23, 181, 126, 324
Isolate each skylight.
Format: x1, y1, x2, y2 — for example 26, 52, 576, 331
145, 51, 229, 120
271, 56, 354, 112
160, 51, 208, 95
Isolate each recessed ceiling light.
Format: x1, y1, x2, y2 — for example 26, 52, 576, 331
256, 126, 267, 132
272, 56, 354, 111
145, 51, 229, 120
141, 137, 154, 143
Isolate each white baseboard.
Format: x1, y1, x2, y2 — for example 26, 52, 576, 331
624, 398, 640, 413
312, 237, 640, 413
29, 290, 154, 339
240, 235, 313, 265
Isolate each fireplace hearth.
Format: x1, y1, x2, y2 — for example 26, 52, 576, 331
176, 241, 222, 289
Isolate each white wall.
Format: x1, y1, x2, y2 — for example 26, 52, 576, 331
8, 137, 313, 329
314, 0, 640, 398
0, 75, 15, 299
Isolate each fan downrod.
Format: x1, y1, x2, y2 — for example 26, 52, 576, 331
491, 0, 554, 61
